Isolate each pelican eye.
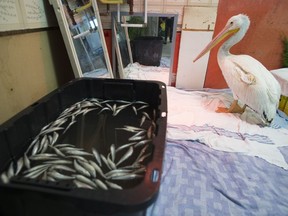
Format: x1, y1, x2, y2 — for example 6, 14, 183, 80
230, 21, 234, 25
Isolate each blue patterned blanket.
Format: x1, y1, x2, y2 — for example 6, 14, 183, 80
147, 88, 288, 215
147, 140, 288, 215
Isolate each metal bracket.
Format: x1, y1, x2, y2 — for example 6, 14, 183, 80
117, 0, 148, 28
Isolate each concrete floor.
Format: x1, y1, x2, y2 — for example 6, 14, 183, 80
162, 41, 171, 57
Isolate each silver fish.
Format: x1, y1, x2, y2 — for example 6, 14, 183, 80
63, 120, 76, 134
132, 106, 137, 115
40, 137, 49, 153
1, 172, 9, 184
24, 166, 48, 179
48, 134, 54, 144
60, 106, 75, 116
142, 112, 151, 120
15, 157, 24, 175
137, 104, 149, 111
123, 125, 144, 132
134, 101, 148, 105
94, 179, 108, 190
24, 171, 44, 179
77, 160, 96, 178
29, 153, 58, 161
54, 143, 75, 148
49, 146, 66, 158
92, 148, 102, 167
23, 153, 30, 169
115, 126, 140, 133
117, 103, 131, 110
115, 127, 135, 133
73, 179, 94, 189
132, 167, 146, 174
58, 111, 72, 119
41, 123, 53, 132
106, 103, 113, 111
79, 108, 97, 116
101, 99, 113, 104
151, 121, 156, 131
53, 165, 76, 173
65, 149, 93, 157
44, 160, 72, 165
48, 170, 75, 180
74, 175, 97, 188
98, 107, 110, 115
100, 154, 111, 170
71, 108, 82, 117
111, 173, 143, 180
3, 97, 154, 190
58, 146, 84, 152
107, 157, 117, 170
110, 144, 116, 162
80, 101, 95, 108
41, 171, 48, 181
121, 164, 145, 170
105, 169, 131, 179
147, 125, 154, 139
90, 100, 103, 107
7, 162, 15, 179
128, 134, 145, 142
140, 115, 146, 127
47, 176, 56, 182
31, 140, 40, 155
153, 109, 156, 121
85, 107, 98, 115
112, 104, 117, 113
25, 138, 38, 154
51, 117, 67, 128
39, 135, 48, 153
66, 155, 88, 162
116, 146, 133, 166
135, 152, 151, 164
24, 164, 50, 174
131, 130, 146, 138
135, 145, 149, 162
116, 142, 137, 152
39, 127, 64, 136
113, 99, 130, 104
105, 180, 123, 190
89, 160, 106, 178
135, 139, 151, 148
73, 160, 91, 177
112, 108, 122, 116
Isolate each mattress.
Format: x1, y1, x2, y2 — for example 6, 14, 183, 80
146, 139, 288, 215
147, 87, 288, 215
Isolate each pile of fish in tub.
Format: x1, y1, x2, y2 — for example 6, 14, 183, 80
0, 98, 157, 190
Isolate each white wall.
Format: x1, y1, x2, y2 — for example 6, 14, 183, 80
98, 0, 219, 29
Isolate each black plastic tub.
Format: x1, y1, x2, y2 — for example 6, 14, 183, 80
131, 36, 163, 67
0, 78, 167, 216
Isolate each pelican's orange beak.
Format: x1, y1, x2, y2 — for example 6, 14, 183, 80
193, 25, 239, 62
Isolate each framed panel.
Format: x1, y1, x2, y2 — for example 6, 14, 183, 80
112, 12, 178, 85
50, 0, 113, 78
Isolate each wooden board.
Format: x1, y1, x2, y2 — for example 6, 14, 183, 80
175, 6, 217, 89
176, 30, 213, 89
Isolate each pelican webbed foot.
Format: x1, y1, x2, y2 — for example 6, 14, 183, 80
216, 100, 246, 114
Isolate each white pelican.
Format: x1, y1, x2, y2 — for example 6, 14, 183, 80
193, 14, 281, 124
